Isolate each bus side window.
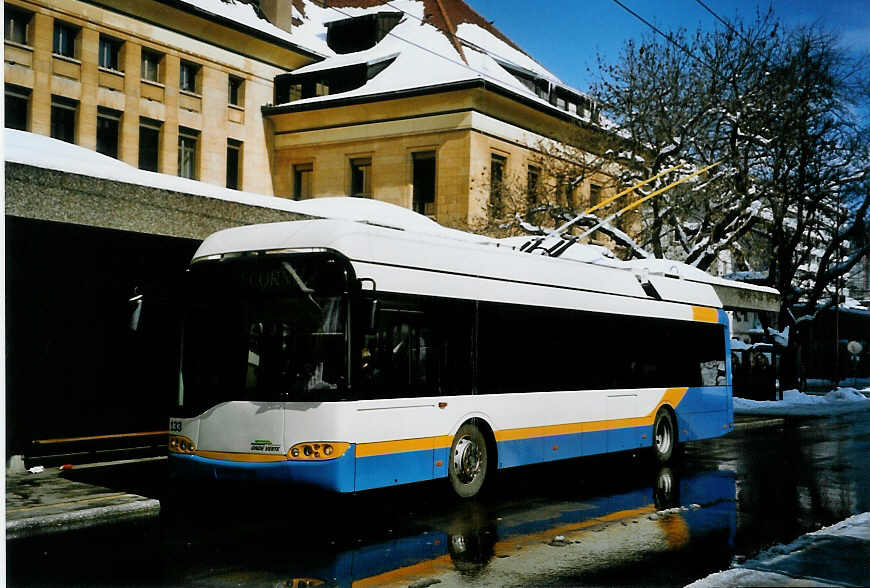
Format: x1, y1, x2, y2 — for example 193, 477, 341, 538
357, 296, 472, 399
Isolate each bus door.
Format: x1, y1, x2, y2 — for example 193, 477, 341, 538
355, 296, 473, 489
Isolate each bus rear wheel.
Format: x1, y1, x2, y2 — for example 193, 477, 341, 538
653, 408, 676, 463
449, 423, 488, 498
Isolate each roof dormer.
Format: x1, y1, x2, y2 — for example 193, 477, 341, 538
325, 12, 403, 54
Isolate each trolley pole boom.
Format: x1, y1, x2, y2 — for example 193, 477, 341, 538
559, 161, 689, 232
544, 161, 722, 258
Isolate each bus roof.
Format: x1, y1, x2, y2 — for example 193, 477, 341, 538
193, 219, 725, 317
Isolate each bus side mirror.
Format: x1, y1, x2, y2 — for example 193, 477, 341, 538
129, 293, 143, 332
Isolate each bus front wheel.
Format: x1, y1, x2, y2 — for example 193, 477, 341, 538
653, 408, 676, 463
449, 423, 488, 498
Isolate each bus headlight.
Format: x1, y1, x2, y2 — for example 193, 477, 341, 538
169, 435, 196, 454
287, 442, 350, 461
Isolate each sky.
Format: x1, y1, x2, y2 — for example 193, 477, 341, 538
466, 0, 870, 93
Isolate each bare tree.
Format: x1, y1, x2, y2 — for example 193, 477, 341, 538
590, 11, 870, 387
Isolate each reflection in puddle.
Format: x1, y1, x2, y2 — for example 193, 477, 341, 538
202, 466, 736, 587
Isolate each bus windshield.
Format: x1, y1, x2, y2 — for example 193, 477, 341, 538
178, 252, 350, 416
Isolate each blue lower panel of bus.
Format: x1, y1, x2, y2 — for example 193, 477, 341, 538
169, 446, 357, 493
355, 449, 434, 491
677, 410, 732, 441
496, 427, 653, 469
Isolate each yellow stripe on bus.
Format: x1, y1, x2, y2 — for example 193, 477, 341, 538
692, 306, 720, 323
496, 387, 688, 442
356, 435, 452, 458
193, 449, 289, 463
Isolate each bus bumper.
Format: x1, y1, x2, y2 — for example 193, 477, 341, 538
168, 445, 356, 493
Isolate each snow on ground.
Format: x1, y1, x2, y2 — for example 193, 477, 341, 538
734, 387, 870, 416
809, 511, 870, 540
686, 512, 870, 588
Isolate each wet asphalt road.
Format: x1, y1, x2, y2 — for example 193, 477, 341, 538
8, 409, 870, 587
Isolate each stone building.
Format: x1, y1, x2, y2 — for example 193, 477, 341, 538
5, 0, 616, 226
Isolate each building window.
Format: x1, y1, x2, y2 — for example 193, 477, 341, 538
315, 81, 329, 97
589, 183, 602, 206
141, 49, 162, 83
412, 151, 436, 215
96, 107, 121, 158
98, 35, 122, 71
178, 127, 198, 179
5, 6, 32, 45
226, 139, 242, 189
490, 153, 507, 216
527, 165, 540, 205
53, 21, 79, 58
350, 157, 372, 198
5, 85, 30, 131
50, 95, 77, 143
293, 163, 313, 200
139, 118, 161, 172
228, 75, 244, 106
179, 61, 200, 93
288, 83, 303, 102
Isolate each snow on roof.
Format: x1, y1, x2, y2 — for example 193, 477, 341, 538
177, 0, 328, 56
281, 0, 591, 119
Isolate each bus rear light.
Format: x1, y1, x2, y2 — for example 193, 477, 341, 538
287, 442, 350, 461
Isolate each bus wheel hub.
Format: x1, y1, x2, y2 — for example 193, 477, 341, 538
453, 436, 480, 483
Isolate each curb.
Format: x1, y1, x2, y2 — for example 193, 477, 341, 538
732, 417, 785, 431
6, 497, 161, 541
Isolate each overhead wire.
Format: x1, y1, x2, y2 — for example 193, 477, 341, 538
693, 0, 751, 45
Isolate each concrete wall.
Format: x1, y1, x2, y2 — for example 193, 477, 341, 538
5, 162, 306, 239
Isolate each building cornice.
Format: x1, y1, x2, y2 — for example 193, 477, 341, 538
73, 0, 326, 64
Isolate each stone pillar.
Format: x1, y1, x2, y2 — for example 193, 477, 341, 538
30, 13, 54, 137
161, 54, 180, 175
200, 66, 227, 187
77, 27, 99, 150
120, 43, 141, 167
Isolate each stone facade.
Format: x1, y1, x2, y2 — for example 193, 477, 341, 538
267, 84, 620, 229
4, 0, 318, 197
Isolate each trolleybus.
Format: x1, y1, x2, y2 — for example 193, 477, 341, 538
169, 218, 732, 497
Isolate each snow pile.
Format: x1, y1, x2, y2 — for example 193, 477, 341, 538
734, 387, 870, 416
809, 511, 870, 539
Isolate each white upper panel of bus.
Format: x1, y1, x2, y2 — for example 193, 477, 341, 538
193, 219, 724, 314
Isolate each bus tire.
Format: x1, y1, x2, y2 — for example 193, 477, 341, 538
449, 422, 488, 498
653, 408, 676, 463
